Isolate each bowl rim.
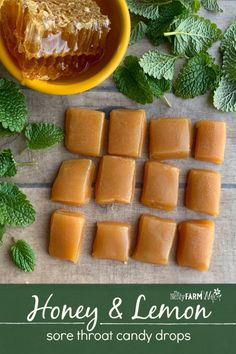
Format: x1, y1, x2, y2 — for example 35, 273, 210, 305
0, 0, 130, 95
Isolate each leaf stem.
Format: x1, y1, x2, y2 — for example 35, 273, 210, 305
159, 0, 173, 5
19, 147, 28, 155
162, 95, 172, 108
164, 31, 177, 37
16, 161, 38, 167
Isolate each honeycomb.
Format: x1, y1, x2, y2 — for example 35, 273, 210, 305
0, 0, 110, 80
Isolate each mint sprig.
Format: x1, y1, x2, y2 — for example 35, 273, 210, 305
213, 78, 236, 112
164, 14, 222, 57
114, 56, 154, 104
130, 14, 148, 45
0, 124, 17, 137
175, 52, 220, 98
24, 122, 64, 150
213, 21, 236, 112
146, 0, 189, 46
113, 55, 171, 105
0, 79, 28, 132
140, 50, 178, 80
0, 149, 17, 177
126, 0, 161, 20
0, 149, 38, 177
10, 239, 36, 272
0, 224, 6, 246
201, 0, 223, 12
0, 182, 36, 227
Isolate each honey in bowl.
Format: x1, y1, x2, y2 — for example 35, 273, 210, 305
0, 0, 111, 80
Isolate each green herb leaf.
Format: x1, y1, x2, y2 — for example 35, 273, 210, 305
130, 14, 148, 45
0, 149, 17, 177
179, 0, 201, 12
222, 45, 236, 81
213, 77, 236, 112
113, 55, 154, 104
10, 239, 36, 272
126, 0, 161, 20
146, 1, 189, 46
0, 124, 17, 137
147, 76, 171, 98
0, 182, 35, 226
221, 20, 236, 51
0, 224, 6, 246
140, 50, 178, 80
201, 0, 223, 12
24, 122, 64, 150
0, 79, 28, 132
164, 14, 222, 56
175, 52, 220, 98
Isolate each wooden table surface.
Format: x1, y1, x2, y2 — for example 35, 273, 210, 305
0, 1, 235, 284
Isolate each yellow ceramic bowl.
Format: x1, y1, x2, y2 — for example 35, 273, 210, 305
0, 0, 130, 95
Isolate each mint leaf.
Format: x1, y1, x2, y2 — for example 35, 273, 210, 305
0, 124, 17, 137
24, 122, 64, 150
113, 55, 154, 104
0, 224, 6, 246
175, 52, 220, 98
164, 14, 222, 56
130, 14, 148, 45
222, 45, 236, 81
146, 1, 188, 46
0, 149, 17, 177
213, 78, 236, 112
201, 0, 222, 12
0, 182, 35, 226
147, 76, 171, 99
0, 79, 28, 132
10, 239, 36, 272
221, 21, 236, 51
179, 0, 201, 11
140, 50, 178, 80
126, 0, 160, 20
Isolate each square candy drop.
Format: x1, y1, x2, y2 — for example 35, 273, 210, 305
185, 169, 221, 216
95, 155, 135, 204
133, 214, 177, 265
141, 161, 180, 210
150, 117, 192, 160
177, 220, 215, 272
49, 209, 86, 263
108, 109, 146, 158
51, 159, 95, 206
195, 120, 226, 164
92, 221, 131, 262
65, 108, 106, 157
